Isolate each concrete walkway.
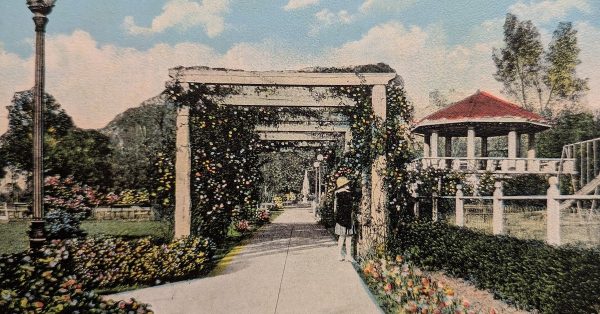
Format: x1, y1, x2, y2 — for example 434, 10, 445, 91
107, 205, 382, 314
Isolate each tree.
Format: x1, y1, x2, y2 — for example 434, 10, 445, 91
48, 129, 113, 187
0, 90, 74, 172
492, 14, 588, 115
0, 90, 112, 187
536, 110, 600, 158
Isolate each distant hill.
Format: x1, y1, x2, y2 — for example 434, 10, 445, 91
100, 94, 176, 190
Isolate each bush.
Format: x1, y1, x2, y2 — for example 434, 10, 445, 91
390, 221, 600, 313
0, 244, 153, 313
70, 236, 215, 288
44, 175, 100, 239
0, 235, 215, 313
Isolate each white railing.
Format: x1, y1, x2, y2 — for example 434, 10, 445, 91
451, 177, 600, 246
411, 157, 576, 174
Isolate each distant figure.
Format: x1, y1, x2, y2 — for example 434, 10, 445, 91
334, 176, 355, 262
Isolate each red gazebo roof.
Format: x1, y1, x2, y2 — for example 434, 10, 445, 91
413, 91, 550, 137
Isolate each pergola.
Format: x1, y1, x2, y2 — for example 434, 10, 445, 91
412, 91, 560, 173
168, 67, 397, 254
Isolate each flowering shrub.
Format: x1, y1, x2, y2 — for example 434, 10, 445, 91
0, 243, 153, 313
273, 196, 284, 209
362, 255, 478, 314
234, 219, 250, 233
69, 236, 214, 288
115, 189, 151, 206
254, 208, 271, 225
44, 175, 100, 239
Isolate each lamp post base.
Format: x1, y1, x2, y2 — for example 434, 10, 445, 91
29, 220, 46, 251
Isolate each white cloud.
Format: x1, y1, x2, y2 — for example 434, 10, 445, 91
359, 0, 417, 13
3, 19, 599, 134
321, 21, 504, 116
509, 0, 591, 23
123, 0, 229, 37
315, 9, 355, 25
283, 0, 320, 11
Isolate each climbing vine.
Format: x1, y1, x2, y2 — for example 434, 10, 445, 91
163, 64, 416, 244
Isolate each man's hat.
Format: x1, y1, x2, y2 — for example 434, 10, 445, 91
336, 176, 350, 189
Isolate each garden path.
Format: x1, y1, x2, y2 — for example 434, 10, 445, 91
107, 204, 382, 314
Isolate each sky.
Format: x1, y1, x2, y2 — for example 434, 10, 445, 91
1, 0, 599, 133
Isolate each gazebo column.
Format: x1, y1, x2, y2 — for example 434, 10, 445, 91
423, 134, 430, 158
445, 136, 452, 168
508, 130, 518, 159
359, 84, 388, 256
467, 127, 476, 170
175, 84, 192, 238
527, 133, 539, 172
430, 130, 439, 169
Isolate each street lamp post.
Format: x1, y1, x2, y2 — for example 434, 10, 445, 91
27, 0, 56, 250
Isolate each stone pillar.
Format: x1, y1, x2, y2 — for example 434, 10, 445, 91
430, 130, 439, 158
423, 135, 430, 158
466, 127, 476, 159
546, 177, 561, 245
175, 90, 192, 238
445, 137, 452, 157
455, 185, 464, 227
508, 130, 518, 159
527, 133, 536, 159
360, 84, 388, 256
481, 136, 488, 157
492, 181, 504, 235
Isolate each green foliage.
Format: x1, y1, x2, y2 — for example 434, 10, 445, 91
492, 14, 588, 115
48, 129, 113, 187
537, 110, 600, 158
259, 151, 315, 194
0, 91, 113, 187
391, 221, 600, 313
103, 96, 176, 192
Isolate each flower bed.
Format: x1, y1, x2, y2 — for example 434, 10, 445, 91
391, 221, 600, 313
0, 235, 214, 313
361, 256, 478, 313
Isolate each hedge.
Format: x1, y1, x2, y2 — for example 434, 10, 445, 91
0, 236, 214, 313
391, 221, 600, 313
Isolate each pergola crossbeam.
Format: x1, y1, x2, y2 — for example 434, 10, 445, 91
170, 68, 396, 86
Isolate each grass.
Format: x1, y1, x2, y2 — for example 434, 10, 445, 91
0, 220, 169, 255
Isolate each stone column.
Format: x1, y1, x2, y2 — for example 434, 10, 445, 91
508, 130, 518, 159
430, 130, 439, 158
423, 135, 430, 158
175, 86, 192, 238
527, 133, 536, 159
360, 84, 388, 256
546, 177, 560, 245
466, 127, 476, 159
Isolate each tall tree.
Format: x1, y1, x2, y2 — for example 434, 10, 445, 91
0, 90, 74, 172
0, 90, 113, 187
492, 13, 544, 112
493, 14, 588, 115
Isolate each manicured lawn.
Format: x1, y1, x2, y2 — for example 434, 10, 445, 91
0, 220, 169, 255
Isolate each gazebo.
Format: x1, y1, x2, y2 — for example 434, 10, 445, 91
412, 90, 575, 174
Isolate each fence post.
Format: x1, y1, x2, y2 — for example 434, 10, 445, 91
455, 185, 464, 227
432, 191, 438, 222
546, 176, 561, 245
492, 181, 504, 235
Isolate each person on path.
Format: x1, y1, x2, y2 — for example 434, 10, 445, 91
334, 176, 355, 262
